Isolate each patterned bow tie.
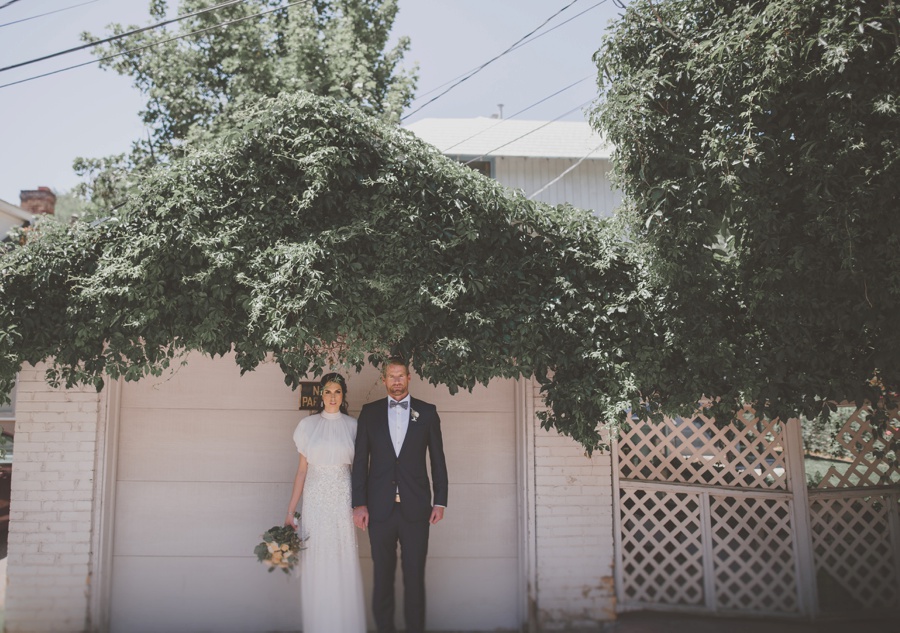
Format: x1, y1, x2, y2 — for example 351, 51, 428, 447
389, 400, 409, 409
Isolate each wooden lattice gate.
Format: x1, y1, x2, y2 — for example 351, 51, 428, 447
612, 406, 900, 619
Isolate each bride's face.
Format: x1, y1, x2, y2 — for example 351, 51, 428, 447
321, 381, 344, 413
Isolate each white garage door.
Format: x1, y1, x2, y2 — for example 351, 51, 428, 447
108, 354, 521, 632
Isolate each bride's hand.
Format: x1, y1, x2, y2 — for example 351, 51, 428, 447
285, 514, 297, 528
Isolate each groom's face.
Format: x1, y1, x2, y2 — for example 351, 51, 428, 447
383, 363, 411, 400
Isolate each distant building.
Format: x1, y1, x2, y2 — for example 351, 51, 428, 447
407, 117, 621, 217
0, 187, 56, 241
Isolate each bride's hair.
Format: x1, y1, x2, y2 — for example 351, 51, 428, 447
316, 372, 349, 414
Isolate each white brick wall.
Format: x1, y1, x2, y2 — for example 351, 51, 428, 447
530, 382, 616, 630
6, 363, 101, 633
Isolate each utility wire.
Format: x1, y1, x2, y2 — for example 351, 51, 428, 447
0, 0, 247, 73
528, 142, 605, 199
0, 0, 25, 11
410, 0, 608, 105
401, 0, 585, 121
0, 0, 98, 29
0, 0, 311, 90
463, 98, 594, 165
441, 75, 592, 153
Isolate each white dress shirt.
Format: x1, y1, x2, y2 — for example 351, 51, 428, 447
388, 395, 411, 456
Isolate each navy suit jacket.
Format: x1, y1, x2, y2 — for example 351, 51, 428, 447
351, 397, 448, 522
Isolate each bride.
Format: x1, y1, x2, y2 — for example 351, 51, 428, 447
285, 373, 366, 632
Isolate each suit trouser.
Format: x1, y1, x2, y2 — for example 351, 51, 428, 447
368, 503, 430, 633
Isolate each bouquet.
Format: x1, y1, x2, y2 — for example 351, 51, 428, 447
254, 516, 307, 574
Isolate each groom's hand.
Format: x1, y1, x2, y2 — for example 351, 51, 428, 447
353, 505, 369, 530
429, 506, 444, 525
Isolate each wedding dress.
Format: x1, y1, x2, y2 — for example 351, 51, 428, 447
293, 411, 367, 633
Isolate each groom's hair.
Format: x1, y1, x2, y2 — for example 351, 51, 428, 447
383, 356, 410, 376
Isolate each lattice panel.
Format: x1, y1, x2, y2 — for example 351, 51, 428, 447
808, 494, 900, 611
619, 488, 705, 606
709, 495, 799, 613
816, 407, 900, 489
618, 408, 788, 489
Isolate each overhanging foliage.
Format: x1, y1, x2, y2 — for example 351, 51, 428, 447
0, 92, 650, 452
592, 0, 900, 425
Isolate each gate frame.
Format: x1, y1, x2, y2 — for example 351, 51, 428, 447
612, 413, 898, 619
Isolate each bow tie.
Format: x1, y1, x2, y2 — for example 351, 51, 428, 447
389, 400, 409, 409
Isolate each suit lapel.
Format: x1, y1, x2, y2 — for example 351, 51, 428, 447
375, 402, 397, 457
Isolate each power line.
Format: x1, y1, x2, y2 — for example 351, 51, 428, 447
0, 0, 98, 29
0, 0, 247, 74
528, 142, 605, 199
0, 0, 311, 90
0, 0, 25, 10
441, 75, 592, 153
409, 0, 609, 105
401, 0, 586, 122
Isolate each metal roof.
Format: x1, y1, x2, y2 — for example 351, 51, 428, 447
404, 117, 611, 160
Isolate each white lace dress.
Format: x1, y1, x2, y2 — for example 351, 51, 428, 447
293, 411, 366, 633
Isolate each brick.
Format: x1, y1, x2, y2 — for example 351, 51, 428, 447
19, 511, 59, 522
11, 480, 42, 491
42, 441, 79, 453
26, 470, 61, 482
26, 413, 67, 424
57, 553, 90, 565
25, 491, 61, 502
61, 431, 96, 442
42, 500, 75, 511
8, 461, 42, 473
38, 542, 78, 554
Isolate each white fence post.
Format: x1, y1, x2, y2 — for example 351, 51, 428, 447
783, 417, 818, 617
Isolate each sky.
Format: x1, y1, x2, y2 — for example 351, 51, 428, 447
0, 0, 627, 204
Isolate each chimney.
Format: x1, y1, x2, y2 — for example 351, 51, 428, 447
19, 187, 56, 216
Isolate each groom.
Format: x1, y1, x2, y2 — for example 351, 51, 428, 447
352, 358, 449, 633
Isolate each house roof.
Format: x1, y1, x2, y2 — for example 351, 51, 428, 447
404, 117, 611, 160
0, 198, 33, 223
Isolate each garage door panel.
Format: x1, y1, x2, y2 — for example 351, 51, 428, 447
113, 481, 293, 557
440, 411, 516, 484
121, 354, 297, 411
428, 483, 518, 558
117, 409, 301, 482
426, 557, 520, 630
121, 355, 515, 413
109, 555, 303, 633
356, 483, 518, 560
357, 557, 520, 632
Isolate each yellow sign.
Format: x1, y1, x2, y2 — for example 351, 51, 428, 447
298, 382, 321, 410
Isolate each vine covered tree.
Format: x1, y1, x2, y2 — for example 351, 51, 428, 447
591, 0, 900, 426
0, 93, 649, 452
74, 0, 417, 215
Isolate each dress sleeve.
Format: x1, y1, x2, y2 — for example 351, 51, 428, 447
293, 420, 307, 455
